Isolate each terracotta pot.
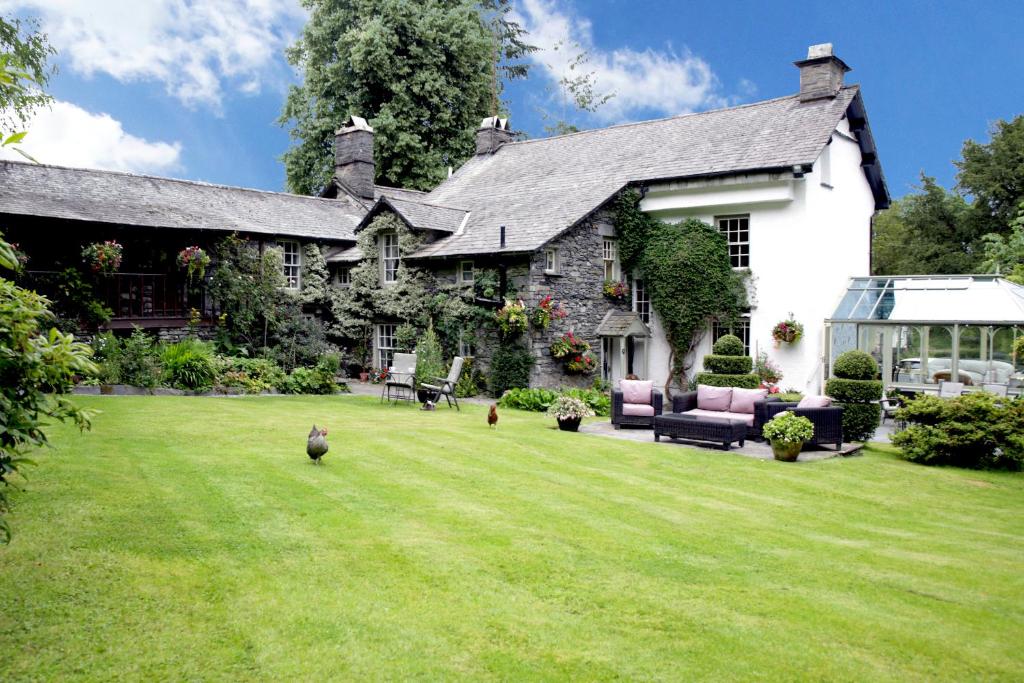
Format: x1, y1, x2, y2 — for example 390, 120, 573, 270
557, 416, 582, 432
359, 372, 369, 383
771, 440, 803, 462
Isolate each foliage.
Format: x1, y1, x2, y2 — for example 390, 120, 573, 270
776, 391, 804, 403
602, 279, 628, 301
488, 343, 534, 397
614, 189, 749, 390
871, 174, 979, 275
453, 358, 485, 397
0, 233, 95, 543
560, 387, 611, 417
825, 378, 884, 403
414, 324, 445, 384
279, 357, 340, 395
1016, 335, 1024, 363
957, 115, 1024, 235
176, 246, 210, 283
981, 201, 1024, 284
838, 403, 881, 442
550, 331, 596, 375
279, 0, 534, 194
529, 294, 566, 330
499, 386, 610, 417
268, 299, 335, 372
547, 395, 595, 421
693, 373, 760, 389
21, 268, 112, 332
208, 234, 287, 353
215, 357, 286, 394
892, 393, 1024, 470
711, 334, 744, 356
762, 411, 815, 445
0, 16, 55, 132
833, 350, 879, 380
101, 328, 161, 388
299, 243, 332, 307
539, 41, 615, 136
81, 240, 123, 274
702, 355, 753, 375
161, 339, 216, 390
771, 314, 803, 345
495, 298, 528, 338
754, 351, 783, 386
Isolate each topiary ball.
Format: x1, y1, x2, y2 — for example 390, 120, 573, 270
833, 350, 878, 380
712, 334, 745, 357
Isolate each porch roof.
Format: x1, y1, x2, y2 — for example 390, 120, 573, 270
596, 310, 650, 337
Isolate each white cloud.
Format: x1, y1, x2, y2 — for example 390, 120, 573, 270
0, 0, 306, 110
0, 100, 182, 173
511, 0, 731, 122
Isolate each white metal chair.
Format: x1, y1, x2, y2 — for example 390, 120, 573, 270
381, 352, 418, 403
938, 381, 964, 398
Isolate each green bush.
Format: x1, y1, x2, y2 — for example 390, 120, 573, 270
488, 345, 534, 397
215, 356, 286, 394
498, 387, 611, 417
415, 325, 445, 384
824, 378, 883, 403
702, 354, 753, 375
892, 393, 1024, 470
711, 334, 745, 356
454, 358, 486, 398
561, 388, 611, 417
833, 350, 878, 380
279, 361, 338, 395
105, 328, 161, 388
694, 372, 760, 389
836, 403, 881, 442
161, 339, 216, 390
777, 391, 804, 402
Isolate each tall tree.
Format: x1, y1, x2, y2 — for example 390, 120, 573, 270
538, 41, 615, 136
280, 0, 534, 195
957, 115, 1024, 235
1, 15, 56, 159
872, 175, 978, 275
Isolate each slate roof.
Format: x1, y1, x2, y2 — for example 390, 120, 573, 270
404, 86, 873, 258
364, 196, 468, 234
374, 185, 427, 203
324, 245, 362, 263
595, 310, 651, 337
0, 161, 364, 242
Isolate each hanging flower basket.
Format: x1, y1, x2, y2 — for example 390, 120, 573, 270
602, 279, 629, 301
530, 294, 567, 330
550, 332, 597, 375
771, 313, 804, 346
176, 245, 211, 283
495, 298, 528, 338
81, 240, 123, 274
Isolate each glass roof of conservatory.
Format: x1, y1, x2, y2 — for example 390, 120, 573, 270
829, 275, 1024, 324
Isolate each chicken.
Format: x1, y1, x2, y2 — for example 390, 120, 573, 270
307, 424, 329, 464
488, 404, 499, 429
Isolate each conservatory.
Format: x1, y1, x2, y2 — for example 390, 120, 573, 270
827, 276, 1024, 394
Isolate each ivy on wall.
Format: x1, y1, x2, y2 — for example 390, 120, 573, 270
613, 188, 750, 393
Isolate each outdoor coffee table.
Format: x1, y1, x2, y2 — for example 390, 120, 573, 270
653, 413, 747, 450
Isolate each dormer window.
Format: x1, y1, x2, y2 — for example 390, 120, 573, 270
380, 232, 400, 284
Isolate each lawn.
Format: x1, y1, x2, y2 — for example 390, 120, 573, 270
1, 396, 1022, 680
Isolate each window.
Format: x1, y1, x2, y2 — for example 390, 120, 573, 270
632, 278, 650, 324
544, 248, 559, 274
716, 215, 749, 268
381, 232, 400, 284
712, 318, 751, 356
458, 331, 476, 358
376, 324, 397, 370
337, 267, 351, 287
459, 260, 474, 284
603, 239, 619, 280
278, 240, 301, 289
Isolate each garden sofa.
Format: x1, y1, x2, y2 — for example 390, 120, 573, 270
611, 379, 663, 429
761, 398, 844, 450
670, 385, 780, 439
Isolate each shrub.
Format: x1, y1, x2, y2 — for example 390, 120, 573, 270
561, 388, 611, 417
415, 324, 445, 384
824, 368, 882, 441
776, 391, 804, 403
892, 393, 1024, 470
109, 328, 161, 388
161, 339, 216, 390
838, 403, 882, 442
454, 358, 485, 398
499, 387, 559, 412
712, 334, 744, 356
833, 350, 878, 380
824, 378, 884, 403
755, 351, 783, 386
547, 396, 594, 421
279, 359, 338, 395
489, 345, 534, 397
762, 411, 815, 444
216, 357, 286, 394
694, 372, 760, 389
702, 354, 753, 375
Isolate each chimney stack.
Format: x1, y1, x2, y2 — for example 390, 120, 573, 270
476, 116, 513, 155
794, 43, 850, 102
335, 115, 375, 200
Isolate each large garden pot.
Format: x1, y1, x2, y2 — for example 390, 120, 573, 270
771, 440, 803, 462
359, 372, 369, 383
557, 416, 582, 432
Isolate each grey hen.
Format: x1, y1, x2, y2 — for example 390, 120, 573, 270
307, 425, 329, 464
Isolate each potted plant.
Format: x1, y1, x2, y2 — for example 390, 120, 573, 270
772, 313, 804, 347
547, 395, 595, 432
529, 294, 566, 330
177, 245, 211, 283
602, 279, 629, 301
495, 298, 528, 338
550, 332, 596, 375
82, 240, 123, 274
762, 411, 815, 462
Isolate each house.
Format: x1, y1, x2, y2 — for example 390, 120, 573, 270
0, 43, 888, 392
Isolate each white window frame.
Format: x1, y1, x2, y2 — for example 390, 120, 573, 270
632, 277, 650, 324
459, 260, 474, 285
336, 267, 351, 288
716, 214, 750, 269
603, 238, 619, 280
544, 247, 559, 275
376, 324, 397, 370
278, 240, 301, 290
712, 318, 752, 356
380, 232, 400, 284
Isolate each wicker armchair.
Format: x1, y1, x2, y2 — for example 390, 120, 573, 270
611, 383, 664, 429
670, 392, 780, 439
762, 401, 844, 450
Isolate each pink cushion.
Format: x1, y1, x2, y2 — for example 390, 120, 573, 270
622, 403, 655, 417
730, 387, 768, 415
797, 395, 832, 408
683, 408, 754, 426
620, 379, 653, 405
696, 384, 732, 411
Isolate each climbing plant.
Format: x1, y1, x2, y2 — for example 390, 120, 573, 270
613, 189, 749, 393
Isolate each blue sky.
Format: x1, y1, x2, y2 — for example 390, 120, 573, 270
1, 0, 1021, 200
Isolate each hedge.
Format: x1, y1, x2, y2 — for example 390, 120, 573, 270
694, 372, 760, 389
702, 354, 753, 375
711, 334, 745, 356
488, 345, 534, 397
833, 350, 878, 380
824, 378, 883, 403
836, 402, 881, 442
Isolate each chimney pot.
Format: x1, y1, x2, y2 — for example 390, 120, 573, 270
794, 43, 850, 102
334, 115, 375, 200
476, 116, 513, 155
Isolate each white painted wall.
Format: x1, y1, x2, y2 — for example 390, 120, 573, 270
638, 117, 875, 393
